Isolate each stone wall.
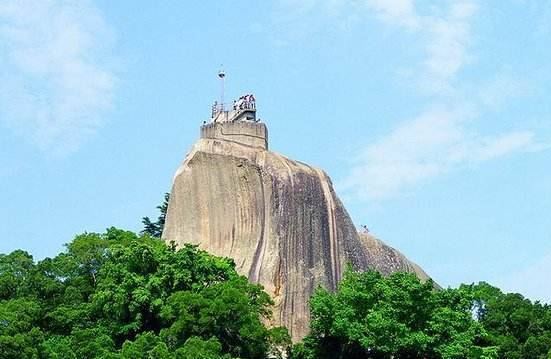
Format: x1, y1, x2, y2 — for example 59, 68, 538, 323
200, 121, 268, 149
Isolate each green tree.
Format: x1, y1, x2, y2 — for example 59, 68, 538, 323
0, 299, 44, 359
2, 225, 549, 358
141, 192, 170, 238
160, 276, 273, 358
176, 336, 230, 359
0, 228, 286, 358
293, 269, 496, 359
468, 282, 551, 359
119, 332, 171, 359
0, 250, 35, 299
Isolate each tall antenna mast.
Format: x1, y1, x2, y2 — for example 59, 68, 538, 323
218, 66, 226, 112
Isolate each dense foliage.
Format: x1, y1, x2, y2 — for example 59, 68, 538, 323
141, 193, 170, 238
0, 228, 288, 358
1, 194, 549, 358
292, 269, 551, 359
469, 282, 551, 359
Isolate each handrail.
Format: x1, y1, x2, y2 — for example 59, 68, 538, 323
211, 99, 256, 118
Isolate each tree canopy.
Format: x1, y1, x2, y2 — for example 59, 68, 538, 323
141, 192, 170, 238
468, 282, 551, 359
1, 224, 549, 358
0, 228, 288, 358
293, 269, 492, 359
292, 269, 551, 359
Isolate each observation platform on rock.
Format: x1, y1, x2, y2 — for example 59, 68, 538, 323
200, 94, 268, 150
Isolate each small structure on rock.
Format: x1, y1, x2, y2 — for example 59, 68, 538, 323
203, 74, 267, 150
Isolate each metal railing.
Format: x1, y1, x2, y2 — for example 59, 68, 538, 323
211, 100, 256, 118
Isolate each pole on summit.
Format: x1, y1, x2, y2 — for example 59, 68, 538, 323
218, 67, 225, 112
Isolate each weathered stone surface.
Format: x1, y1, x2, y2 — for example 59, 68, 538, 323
162, 136, 431, 341
357, 232, 430, 281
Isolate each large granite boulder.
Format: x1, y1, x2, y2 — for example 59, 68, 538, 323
162, 131, 431, 341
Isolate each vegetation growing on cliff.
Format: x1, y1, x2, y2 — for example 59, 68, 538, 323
141, 193, 170, 238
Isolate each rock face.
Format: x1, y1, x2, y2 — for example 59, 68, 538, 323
357, 232, 430, 282
162, 122, 431, 341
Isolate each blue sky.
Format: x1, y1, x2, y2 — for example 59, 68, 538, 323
1, 0, 550, 302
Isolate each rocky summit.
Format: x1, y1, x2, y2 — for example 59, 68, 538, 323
162, 97, 431, 341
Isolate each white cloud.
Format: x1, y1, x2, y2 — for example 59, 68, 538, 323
533, 0, 551, 35
274, 0, 549, 200
356, 0, 477, 93
278, 0, 477, 91
336, 0, 550, 200
420, 2, 477, 94
363, 0, 420, 29
474, 131, 534, 162
0, 0, 117, 155
494, 252, 551, 304
281, 0, 420, 28
339, 106, 536, 199
0, 165, 19, 178
478, 70, 531, 110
